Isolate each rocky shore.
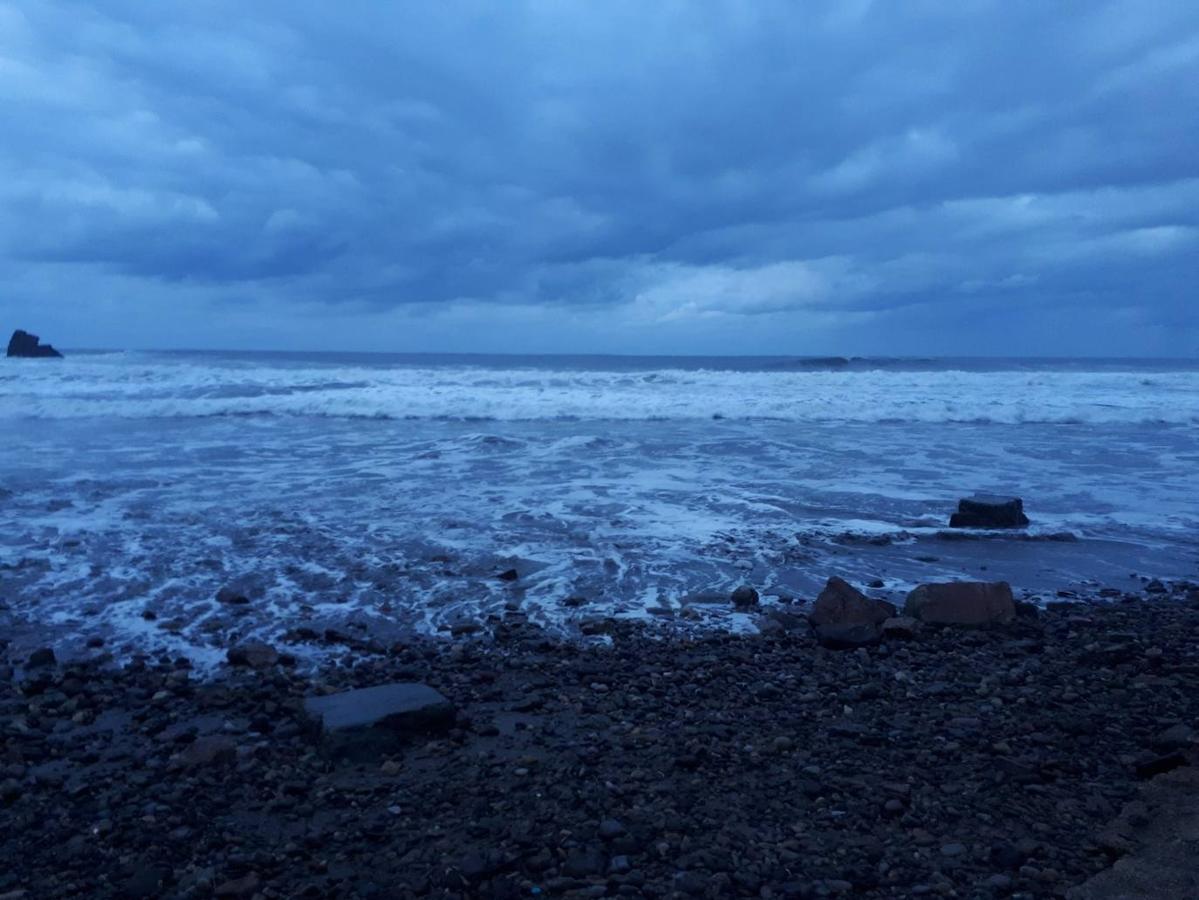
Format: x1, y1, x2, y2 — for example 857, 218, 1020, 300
2, 584, 1198, 899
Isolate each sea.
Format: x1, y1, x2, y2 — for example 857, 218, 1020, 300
2, 350, 1197, 667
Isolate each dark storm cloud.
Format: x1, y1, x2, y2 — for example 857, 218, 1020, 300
1, 0, 1197, 352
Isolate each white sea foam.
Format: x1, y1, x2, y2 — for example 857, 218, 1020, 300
2, 352, 1197, 666
1, 355, 1197, 424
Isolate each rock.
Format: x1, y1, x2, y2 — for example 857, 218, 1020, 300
905, 581, 1016, 626
810, 576, 896, 647
214, 873, 260, 897
302, 682, 456, 761
216, 585, 251, 605
6, 329, 63, 359
125, 864, 170, 898
949, 495, 1030, 528
730, 585, 759, 608
561, 846, 607, 877
0, 779, 21, 802
882, 616, 920, 640
26, 647, 56, 668
226, 641, 278, 669
173, 735, 237, 770
497, 568, 520, 582
814, 623, 886, 649
1152, 724, 1196, 752
1135, 752, 1187, 780
599, 818, 626, 839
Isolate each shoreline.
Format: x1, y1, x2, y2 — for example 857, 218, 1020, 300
3, 588, 1198, 898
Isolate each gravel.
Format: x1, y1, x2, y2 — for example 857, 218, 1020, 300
1, 586, 1197, 898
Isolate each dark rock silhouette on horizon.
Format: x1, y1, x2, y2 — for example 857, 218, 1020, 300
7, 329, 63, 358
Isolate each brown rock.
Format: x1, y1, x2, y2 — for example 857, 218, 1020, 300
730, 585, 760, 608
810, 577, 896, 648
811, 577, 895, 627
226, 641, 278, 669
905, 581, 1016, 625
172, 735, 237, 770
882, 616, 920, 639
215, 873, 260, 897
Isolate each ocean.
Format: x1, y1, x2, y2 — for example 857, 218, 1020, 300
2, 350, 1197, 667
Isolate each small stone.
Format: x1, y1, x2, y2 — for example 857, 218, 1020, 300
941, 843, 966, 857
173, 736, 237, 770
599, 818, 626, 839
214, 873, 260, 897
216, 586, 251, 605
1152, 723, 1195, 751
882, 616, 920, 640
674, 872, 708, 895
1135, 751, 1187, 780
562, 846, 607, 877
26, 648, 56, 668
730, 585, 759, 608
225, 641, 278, 669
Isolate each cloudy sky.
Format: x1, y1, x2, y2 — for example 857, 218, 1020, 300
2, 1, 1197, 355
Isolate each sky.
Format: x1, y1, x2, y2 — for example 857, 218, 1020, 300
1, 0, 1197, 356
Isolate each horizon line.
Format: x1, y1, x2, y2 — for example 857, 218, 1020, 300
51, 347, 1199, 362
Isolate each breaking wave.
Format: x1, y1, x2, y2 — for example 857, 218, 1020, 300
1, 354, 1197, 426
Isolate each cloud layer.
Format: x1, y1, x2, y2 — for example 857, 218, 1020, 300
2, 0, 1197, 354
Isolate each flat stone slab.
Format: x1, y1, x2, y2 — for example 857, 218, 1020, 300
905, 581, 1016, 626
302, 682, 456, 761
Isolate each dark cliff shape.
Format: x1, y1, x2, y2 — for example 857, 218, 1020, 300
7, 330, 64, 358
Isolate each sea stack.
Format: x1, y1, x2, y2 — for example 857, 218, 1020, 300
7, 329, 64, 358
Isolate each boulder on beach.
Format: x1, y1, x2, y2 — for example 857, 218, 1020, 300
949, 495, 1030, 528
6, 329, 63, 358
810, 576, 896, 647
905, 581, 1016, 626
302, 682, 456, 761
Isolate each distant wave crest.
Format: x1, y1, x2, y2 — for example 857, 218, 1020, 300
1, 358, 1197, 426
